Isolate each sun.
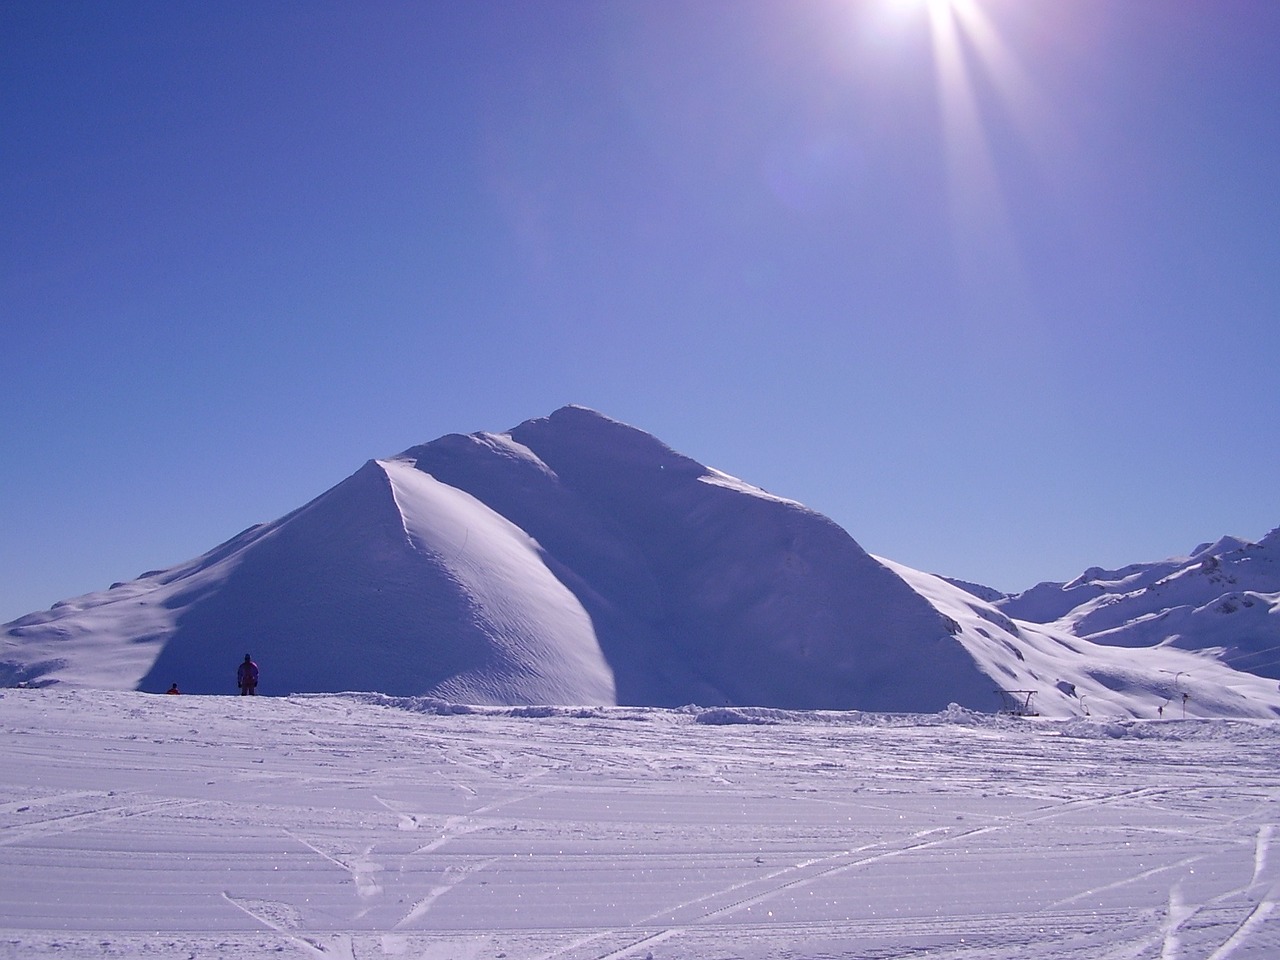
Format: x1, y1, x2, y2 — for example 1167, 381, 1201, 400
893, 0, 961, 13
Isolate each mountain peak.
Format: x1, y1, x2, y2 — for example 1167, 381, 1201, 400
4, 411, 1279, 718
509, 406, 706, 477
1191, 536, 1253, 559
997, 523, 1280, 687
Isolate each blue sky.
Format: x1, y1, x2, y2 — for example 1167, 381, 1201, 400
3, 0, 1278, 623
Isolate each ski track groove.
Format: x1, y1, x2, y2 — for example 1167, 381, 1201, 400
407, 783, 558, 857
0, 790, 98, 816
0, 796, 201, 847
1049, 854, 1208, 910
527, 826, 1006, 960
1172, 823, 1280, 960
5, 692, 1280, 958
531, 911, 1160, 960
393, 857, 500, 930
544, 776, 1251, 960
221, 893, 354, 959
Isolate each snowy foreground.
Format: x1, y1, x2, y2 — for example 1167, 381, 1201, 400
3, 690, 1279, 960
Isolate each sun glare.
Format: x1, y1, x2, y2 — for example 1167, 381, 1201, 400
888, 0, 1052, 323
895, 0, 959, 13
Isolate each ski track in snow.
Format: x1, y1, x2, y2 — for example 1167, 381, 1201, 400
2, 690, 1280, 959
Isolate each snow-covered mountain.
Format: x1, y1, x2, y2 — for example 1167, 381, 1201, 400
998, 530, 1280, 680
3, 406, 1278, 719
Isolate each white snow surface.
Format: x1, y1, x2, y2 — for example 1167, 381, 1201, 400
3, 687, 1280, 959
885, 559, 1280, 720
380, 459, 614, 707
3, 406, 1278, 718
998, 527, 1280, 682
0, 455, 610, 707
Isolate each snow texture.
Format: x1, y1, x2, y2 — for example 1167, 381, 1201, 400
2, 687, 1280, 959
3, 406, 1278, 719
999, 527, 1280, 682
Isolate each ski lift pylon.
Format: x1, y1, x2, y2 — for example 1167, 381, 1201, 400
995, 689, 1039, 717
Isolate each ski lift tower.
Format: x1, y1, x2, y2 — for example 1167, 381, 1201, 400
996, 689, 1039, 717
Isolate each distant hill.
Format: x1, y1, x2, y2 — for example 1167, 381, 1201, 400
4, 406, 1279, 719
996, 529, 1280, 680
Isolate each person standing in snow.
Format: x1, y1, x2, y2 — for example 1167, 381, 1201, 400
166, 683, 180, 695
236, 654, 259, 696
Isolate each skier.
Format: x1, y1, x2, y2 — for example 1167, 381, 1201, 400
236, 654, 259, 696
166, 683, 180, 695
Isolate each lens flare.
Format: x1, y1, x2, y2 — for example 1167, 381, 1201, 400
903, 0, 1058, 329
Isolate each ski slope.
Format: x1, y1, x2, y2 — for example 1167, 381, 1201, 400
3, 688, 1278, 959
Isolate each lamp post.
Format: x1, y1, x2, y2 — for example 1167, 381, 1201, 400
1160, 670, 1190, 719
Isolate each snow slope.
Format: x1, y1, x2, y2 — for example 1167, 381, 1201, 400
3, 406, 1277, 717
3, 687, 1280, 959
890, 559, 1280, 720
2, 457, 613, 705
0, 408, 991, 711
398, 407, 992, 712
999, 528, 1280, 680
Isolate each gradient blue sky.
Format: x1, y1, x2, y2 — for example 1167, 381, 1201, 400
3, 0, 1278, 622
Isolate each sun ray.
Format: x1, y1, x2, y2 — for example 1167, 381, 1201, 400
919, 0, 1035, 331
948, 0, 1066, 171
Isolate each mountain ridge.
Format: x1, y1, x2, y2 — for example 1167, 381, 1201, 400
4, 406, 1278, 718
997, 524, 1280, 679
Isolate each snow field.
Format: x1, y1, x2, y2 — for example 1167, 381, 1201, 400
2, 689, 1279, 959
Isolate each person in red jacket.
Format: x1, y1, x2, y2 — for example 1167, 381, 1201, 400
236, 655, 259, 696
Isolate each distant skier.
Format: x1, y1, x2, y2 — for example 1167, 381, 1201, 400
237, 655, 259, 696
166, 683, 180, 695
